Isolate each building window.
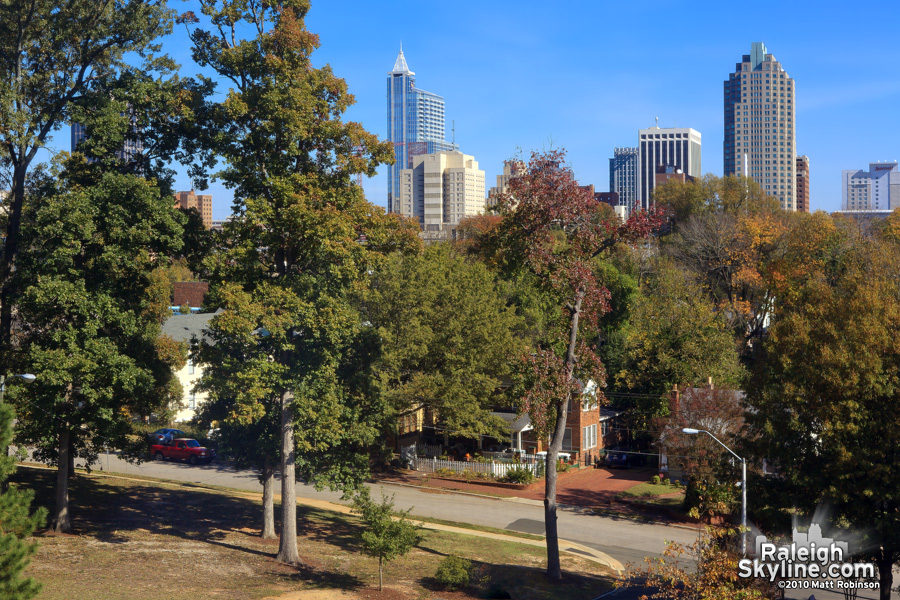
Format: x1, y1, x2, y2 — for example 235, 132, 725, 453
188, 359, 195, 375
188, 393, 196, 410
583, 424, 597, 449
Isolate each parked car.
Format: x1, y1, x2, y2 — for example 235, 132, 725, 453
604, 447, 647, 468
146, 428, 186, 446
151, 438, 216, 465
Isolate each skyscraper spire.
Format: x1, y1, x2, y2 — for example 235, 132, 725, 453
391, 46, 412, 74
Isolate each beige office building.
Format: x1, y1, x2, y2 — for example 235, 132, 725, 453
399, 151, 485, 230
724, 42, 797, 211
174, 190, 213, 229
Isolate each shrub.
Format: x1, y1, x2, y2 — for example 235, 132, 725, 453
556, 461, 570, 473
435, 555, 472, 590
651, 475, 660, 484
501, 466, 533, 485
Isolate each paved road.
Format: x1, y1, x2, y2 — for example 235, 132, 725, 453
84, 451, 697, 568
77, 453, 900, 600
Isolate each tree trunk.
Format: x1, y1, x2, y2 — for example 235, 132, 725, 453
0, 165, 27, 354
261, 456, 276, 539
876, 549, 893, 600
276, 387, 300, 564
544, 289, 584, 581
379, 557, 383, 591
52, 425, 71, 533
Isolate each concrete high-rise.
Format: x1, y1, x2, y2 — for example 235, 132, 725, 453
842, 162, 900, 212
638, 127, 701, 209
386, 48, 457, 214
398, 151, 485, 230
724, 42, 797, 210
609, 147, 638, 212
796, 155, 810, 212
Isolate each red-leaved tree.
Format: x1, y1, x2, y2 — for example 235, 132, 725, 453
492, 150, 659, 579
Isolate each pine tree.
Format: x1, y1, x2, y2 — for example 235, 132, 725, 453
0, 400, 45, 599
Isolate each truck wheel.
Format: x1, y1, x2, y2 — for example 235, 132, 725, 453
154, 452, 165, 461
189, 455, 198, 465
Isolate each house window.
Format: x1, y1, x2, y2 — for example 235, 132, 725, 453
188, 393, 196, 410
188, 359, 195, 375
582, 424, 597, 449
601, 420, 610, 438
562, 428, 572, 451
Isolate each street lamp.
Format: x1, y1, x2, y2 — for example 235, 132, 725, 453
682, 427, 747, 555
0, 374, 36, 403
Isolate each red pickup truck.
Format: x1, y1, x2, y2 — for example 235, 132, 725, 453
151, 438, 216, 465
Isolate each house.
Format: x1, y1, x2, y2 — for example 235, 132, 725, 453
160, 311, 217, 422
512, 379, 622, 466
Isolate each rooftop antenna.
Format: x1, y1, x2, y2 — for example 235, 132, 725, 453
452, 120, 456, 147
655, 116, 659, 128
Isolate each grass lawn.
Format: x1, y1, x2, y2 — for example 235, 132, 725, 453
12, 466, 614, 600
618, 481, 684, 499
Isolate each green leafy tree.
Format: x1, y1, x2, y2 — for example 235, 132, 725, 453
0, 0, 177, 353
0, 399, 45, 600
746, 236, 900, 600
616, 258, 744, 402
13, 169, 184, 533
352, 487, 422, 592
362, 244, 526, 441
185, 0, 419, 564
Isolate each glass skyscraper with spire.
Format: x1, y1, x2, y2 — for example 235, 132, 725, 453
386, 48, 456, 213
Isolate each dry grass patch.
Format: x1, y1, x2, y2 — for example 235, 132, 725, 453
14, 467, 613, 600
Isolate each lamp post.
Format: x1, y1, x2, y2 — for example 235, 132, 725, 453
0, 373, 36, 404
682, 427, 747, 555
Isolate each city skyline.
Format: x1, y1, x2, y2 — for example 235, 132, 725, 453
51, 1, 900, 220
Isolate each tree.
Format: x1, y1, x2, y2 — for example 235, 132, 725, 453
0, 399, 45, 599
746, 235, 900, 600
615, 258, 744, 404
185, 0, 419, 564
620, 527, 775, 600
0, 0, 176, 355
491, 150, 658, 579
352, 487, 422, 591
362, 244, 526, 441
13, 168, 185, 533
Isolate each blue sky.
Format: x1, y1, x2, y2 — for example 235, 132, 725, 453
56, 1, 900, 219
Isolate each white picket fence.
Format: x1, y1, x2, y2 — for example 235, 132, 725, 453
412, 456, 544, 478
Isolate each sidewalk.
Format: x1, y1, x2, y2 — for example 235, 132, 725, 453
375, 466, 697, 526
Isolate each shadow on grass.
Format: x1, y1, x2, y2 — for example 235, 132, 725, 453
420, 560, 612, 600
12, 466, 365, 589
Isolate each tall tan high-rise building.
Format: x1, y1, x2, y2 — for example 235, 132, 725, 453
724, 42, 797, 211
399, 151, 485, 230
796, 155, 810, 212
174, 190, 213, 229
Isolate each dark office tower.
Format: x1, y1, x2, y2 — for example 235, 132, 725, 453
609, 147, 638, 211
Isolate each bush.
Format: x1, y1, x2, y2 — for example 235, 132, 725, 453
435, 555, 472, 590
651, 475, 660, 484
501, 466, 533, 485
556, 461, 570, 473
